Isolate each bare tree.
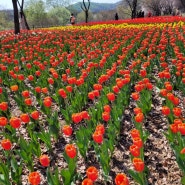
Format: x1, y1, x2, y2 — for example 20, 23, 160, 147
12, 0, 20, 34
81, 0, 90, 23
179, 0, 185, 10
175, 0, 185, 12
142, 0, 162, 16
125, 0, 138, 19
12, 0, 30, 34
160, 0, 174, 15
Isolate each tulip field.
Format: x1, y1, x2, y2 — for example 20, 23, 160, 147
0, 16, 185, 185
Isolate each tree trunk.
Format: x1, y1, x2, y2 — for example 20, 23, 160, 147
17, 0, 30, 30
12, 0, 20, 34
22, 11, 30, 30
85, 11, 88, 23
132, 0, 137, 19
180, 0, 185, 10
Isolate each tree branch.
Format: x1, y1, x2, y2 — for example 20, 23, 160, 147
125, 0, 133, 11
83, 0, 87, 10
87, 0, 90, 10
80, 3, 85, 11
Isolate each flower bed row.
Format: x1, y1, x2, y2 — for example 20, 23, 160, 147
0, 17, 185, 185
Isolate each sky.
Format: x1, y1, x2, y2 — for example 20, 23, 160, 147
0, 0, 120, 10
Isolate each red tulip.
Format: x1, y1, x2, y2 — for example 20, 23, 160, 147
107, 92, 115, 102
161, 106, 170, 116
10, 117, 21, 129
0, 102, 8, 111
72, 113, 82, 124
39, 154, 50, 167
31, 111, 40, 120
173, 107, 181, 117
22, 90, 30, 98
1, 139, 12, 150
58, 88, 67, 98
25, 98, 32, 106
102, 112, 110, 122
0, 117, 8, 126
92, 131, 103, 144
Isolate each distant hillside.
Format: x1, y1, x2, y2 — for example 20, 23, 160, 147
0, 10, 14, 20
68, 1, 122, 13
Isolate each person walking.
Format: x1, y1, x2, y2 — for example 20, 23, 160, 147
70, 13, 76, 25
115, 13, 119, 20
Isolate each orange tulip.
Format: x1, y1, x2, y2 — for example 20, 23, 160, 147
133, 158, 144, 172
103, 105, 111, 113
133, 137, 143, 148
65, 144, 77, 158
82, 178, 93, 185
135, 113, 144, 123
62, 125, 73, 136
131, 92, 140, 101
31, 111, 40, 120
20, 113, 30, 123
115, 173, 129, 185
130, 129, 140, 138
129, 144, 140, 157
10, 85, 18, 92
28, 172, 41, 185
133, 107, 142, 115
41, 87, 48, 94
95, 124, 105, 135
86, 166, 98, 182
